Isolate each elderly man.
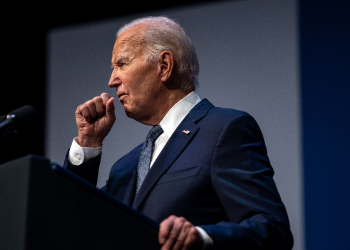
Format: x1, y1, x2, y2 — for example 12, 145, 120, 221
64, 16, 293, 249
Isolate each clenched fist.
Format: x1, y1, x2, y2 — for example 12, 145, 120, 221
75, 93, 116, 148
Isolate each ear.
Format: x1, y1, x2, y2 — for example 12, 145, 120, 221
158, 51, 174, 83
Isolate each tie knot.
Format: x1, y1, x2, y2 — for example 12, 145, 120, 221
147, 124, 163, 142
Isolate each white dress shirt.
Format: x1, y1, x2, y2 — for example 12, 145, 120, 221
68, 91, 213, 249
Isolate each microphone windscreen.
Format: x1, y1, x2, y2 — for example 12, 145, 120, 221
9, 105, 38, 129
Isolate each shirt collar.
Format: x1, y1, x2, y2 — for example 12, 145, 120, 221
159, 91, 201, 139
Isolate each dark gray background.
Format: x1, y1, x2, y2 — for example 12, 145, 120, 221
46, 0, 302, 249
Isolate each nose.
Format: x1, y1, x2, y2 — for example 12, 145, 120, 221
108, 69, 121, 88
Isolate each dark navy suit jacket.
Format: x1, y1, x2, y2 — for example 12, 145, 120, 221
64, 99, 293, 249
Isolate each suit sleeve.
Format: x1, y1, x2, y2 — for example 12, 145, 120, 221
200, 113, 293, 249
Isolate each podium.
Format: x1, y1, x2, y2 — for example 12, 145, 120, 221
0, 155, 160, 250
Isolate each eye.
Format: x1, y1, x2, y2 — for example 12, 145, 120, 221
114, 57, 131, 69
116, 61, 128, 69
111, 63, 125, 71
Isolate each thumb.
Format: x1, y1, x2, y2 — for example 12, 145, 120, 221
105, 97, 115, 119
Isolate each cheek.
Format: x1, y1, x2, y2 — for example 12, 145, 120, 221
125, 65, 159, 103
128, 77, 150, 97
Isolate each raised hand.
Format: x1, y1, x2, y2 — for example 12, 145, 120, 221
75, 93, 116, 148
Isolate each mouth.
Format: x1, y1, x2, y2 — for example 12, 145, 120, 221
117, 93, 127, 102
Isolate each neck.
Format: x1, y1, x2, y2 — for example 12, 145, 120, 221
146, 89, 191, 126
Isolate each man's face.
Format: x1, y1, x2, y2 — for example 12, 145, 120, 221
108, 26, 163, 124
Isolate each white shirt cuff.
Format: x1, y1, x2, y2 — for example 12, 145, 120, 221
196, 226, 214, 250
68, 137, 103, 165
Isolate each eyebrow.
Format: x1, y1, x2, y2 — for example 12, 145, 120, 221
116, 56, 131, 63
111, 56, 130, 68
111, 57, 124, 66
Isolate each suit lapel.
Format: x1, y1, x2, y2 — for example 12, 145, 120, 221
132, 99, 214, 209
122, 167, 137, 206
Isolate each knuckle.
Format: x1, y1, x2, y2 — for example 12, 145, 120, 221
84, 101, 91, 108
101, 93, 110, 99
178, 217, 185, 222
189, 227, 198, 236
161, 217, 173, 226
76, 105, 82, 113
89, 100, 96, 107
184, 221, 192, 228
174, 217, 186, 226
92, 96, 101, 102
80, 105, 88, 114
168, 215, 177, 220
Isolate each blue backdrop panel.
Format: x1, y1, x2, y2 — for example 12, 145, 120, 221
300, 1, 350, 249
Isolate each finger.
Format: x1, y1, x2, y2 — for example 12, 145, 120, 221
86, 100, 97, 120
105, 97, 115, 120
182, 227, 203, 250
75, 104, 84, 117
161, 217, 185, 250
93, 96, 104, 117
100, 93, 111, 106
159, 215, 176, 245
172, 221, 191, 250
159, 217, 173, 245
79, 104, 91, 123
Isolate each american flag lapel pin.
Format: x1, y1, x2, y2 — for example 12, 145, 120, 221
183, 129, 190, 134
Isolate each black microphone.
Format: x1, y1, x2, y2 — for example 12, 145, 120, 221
0, 105, 37, 139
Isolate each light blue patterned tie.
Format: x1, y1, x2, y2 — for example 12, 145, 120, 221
135, 124, 163, 196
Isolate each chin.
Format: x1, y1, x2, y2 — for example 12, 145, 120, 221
124, 109, 140, 122
125, 110, 133, 119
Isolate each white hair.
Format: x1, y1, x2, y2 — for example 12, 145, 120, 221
117, 16, 199, 91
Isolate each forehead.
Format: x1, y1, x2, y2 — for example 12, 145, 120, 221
112, 25, 146, 56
